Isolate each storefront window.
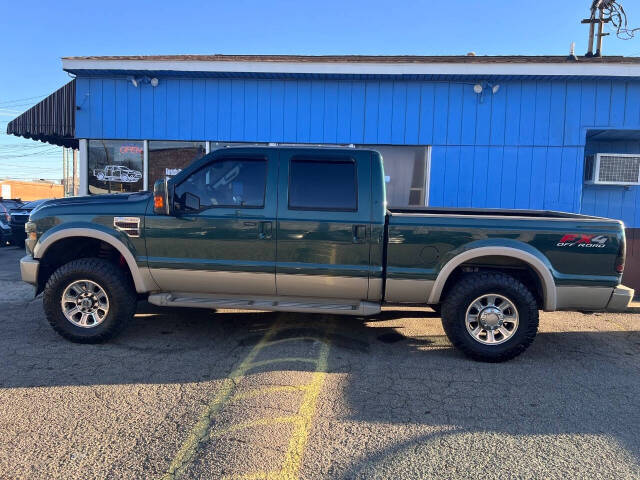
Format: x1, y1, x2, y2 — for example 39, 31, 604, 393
148, 141, 206, 187
88, 140, 144, 194
359, 145, 428, 207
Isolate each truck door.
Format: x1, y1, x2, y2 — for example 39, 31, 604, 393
145, 148, 278, 295
275, 149, 372, 300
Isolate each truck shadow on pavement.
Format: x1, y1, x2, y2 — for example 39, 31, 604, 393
2, 299, 639, 475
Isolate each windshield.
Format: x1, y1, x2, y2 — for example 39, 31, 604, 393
22, 200, 47, 209
2, 200, 22, 210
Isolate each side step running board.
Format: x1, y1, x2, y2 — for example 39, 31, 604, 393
147, 292, 381, 316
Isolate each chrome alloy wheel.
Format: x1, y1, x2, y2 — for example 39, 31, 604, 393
465, 294, 519, 345
60, 280, 110, 328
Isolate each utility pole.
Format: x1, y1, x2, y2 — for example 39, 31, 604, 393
62, 148, 67, 196
582, 1, 610, 56
72, 148, 78, 196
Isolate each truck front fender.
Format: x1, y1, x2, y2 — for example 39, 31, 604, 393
33, 226, 154, 293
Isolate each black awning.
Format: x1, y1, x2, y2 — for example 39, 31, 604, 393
6, 79, 77, 148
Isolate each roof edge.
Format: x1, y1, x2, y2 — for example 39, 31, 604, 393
62, 56, 640, 78
60, 54, 640, 63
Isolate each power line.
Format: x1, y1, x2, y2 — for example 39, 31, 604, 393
0, 152, 61, 159
0, 94, 49, 107
590, 0, 640, 39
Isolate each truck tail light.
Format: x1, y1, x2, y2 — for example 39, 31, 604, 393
616, 235, 626, 274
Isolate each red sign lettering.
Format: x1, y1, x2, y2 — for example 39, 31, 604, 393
119, 145, 143, 155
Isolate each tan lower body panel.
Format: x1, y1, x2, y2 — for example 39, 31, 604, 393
149, 268, 276, 296
275, 273, 369, 300
385, 278, 434, 303
555, 286, 614, 310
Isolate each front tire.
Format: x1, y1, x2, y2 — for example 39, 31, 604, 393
43, 258, 137, 343
441, 272, 539, 362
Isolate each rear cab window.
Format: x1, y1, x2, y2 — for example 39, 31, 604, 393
288, 159, 357, 211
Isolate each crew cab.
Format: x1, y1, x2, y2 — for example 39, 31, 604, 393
20, 147, 633, 361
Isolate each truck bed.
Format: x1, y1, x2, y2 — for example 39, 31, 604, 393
383, 206, 626, 309
387, 206, 620, 222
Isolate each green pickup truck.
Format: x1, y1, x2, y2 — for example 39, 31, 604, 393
20, 146, 633, 361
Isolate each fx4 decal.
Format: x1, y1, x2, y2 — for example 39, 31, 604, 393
557, 234, 608, 248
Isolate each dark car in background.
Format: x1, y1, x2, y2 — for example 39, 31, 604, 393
0, 199, 23, 222
0, 216, 11, 246
0, 199, 23, 245
9, 199, 50, 246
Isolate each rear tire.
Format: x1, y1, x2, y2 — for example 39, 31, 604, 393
43, 258, 136, 343
441, 272, 539, 362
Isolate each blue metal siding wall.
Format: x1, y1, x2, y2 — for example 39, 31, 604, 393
75, 76, 640, 219
582, 140, 640, 227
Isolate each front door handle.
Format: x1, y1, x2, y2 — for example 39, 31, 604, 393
259, 221, 273, 240
352, 224, 367, 243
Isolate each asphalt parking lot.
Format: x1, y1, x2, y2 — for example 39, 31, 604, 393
0, 246, 639, 479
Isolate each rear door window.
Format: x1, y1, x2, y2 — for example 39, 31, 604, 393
288, 159, 357, 211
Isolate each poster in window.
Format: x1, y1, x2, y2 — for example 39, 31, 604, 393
88, 140, 144, 194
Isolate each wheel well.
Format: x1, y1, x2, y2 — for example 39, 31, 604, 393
438, 255, 545, 309
36, 237, 135, 295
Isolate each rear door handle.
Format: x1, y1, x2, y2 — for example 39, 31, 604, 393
259, 221, 273, 240
352, 224, 367, 243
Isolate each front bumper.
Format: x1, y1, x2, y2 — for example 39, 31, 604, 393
20, 255, 39, 287
605, 285, 634, 312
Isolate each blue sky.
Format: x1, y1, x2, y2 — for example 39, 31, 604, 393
1, 0, 640, 181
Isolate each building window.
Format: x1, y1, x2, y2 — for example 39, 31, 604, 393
288, 159, 357, 211
88, 140, 143, 194
358, 145, 428, 207
148, 141, 206, 187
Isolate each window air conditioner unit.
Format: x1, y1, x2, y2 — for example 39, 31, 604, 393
584, 153, 640, 185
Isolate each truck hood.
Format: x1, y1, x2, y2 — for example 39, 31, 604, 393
30, 192, 152, 221
41, 192, 151, 208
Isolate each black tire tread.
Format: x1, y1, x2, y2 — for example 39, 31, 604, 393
441, 272, 539, 362
43, 258, 136, 343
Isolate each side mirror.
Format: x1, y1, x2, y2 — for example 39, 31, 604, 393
153, 178, 170, 215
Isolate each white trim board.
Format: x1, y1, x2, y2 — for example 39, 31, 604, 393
62, 58, 640, 78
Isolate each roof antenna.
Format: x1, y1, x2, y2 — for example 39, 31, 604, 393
567, 41, 578, 61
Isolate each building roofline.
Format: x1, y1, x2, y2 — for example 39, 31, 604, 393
61, 54, 640, 78
61, 54, 640, 64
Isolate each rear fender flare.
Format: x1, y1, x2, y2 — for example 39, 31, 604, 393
427, 246, 557, 311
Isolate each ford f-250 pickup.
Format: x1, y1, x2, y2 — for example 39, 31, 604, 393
20, 146, 634, 362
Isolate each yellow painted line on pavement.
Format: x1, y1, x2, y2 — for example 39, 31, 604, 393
159, 319, 284, 480
232, 384, 311, 402
275, 331, 330, 480
222, 330, 331, 480
210, 415, 299, 439
248, 357, 319, 369
264, 336, 325, 347
160, 318, 332, 480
